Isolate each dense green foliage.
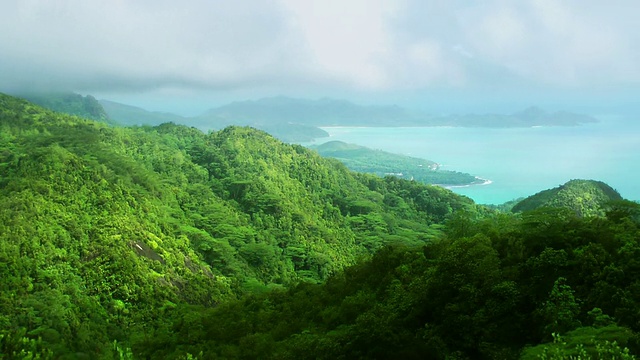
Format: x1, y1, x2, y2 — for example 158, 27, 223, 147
512, 180, 623, 217
0, 93, 636, 359
147, 202, 640, 359
312, 140, 480, 186
0, 93, 476, 358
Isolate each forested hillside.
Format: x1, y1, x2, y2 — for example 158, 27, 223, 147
0, 93, 476, 358
312, 140, 480, 186
18, 92, 112, 123
1, 93, 638, 359
512, 179, 623, 217
141, 202, 640, 359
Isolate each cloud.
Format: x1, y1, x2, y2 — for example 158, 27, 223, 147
459, 0, 640, 86
278, 0, 402, 89
0, 0, 302, 92
0, 0, 638, 96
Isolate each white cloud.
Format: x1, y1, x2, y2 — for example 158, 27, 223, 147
0, 0, 638, 96
278, 0, 403, 89
0, 0, 300, 91
459, 0, 640, 86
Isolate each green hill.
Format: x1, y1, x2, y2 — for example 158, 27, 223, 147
311, 140, 481, 186
2, 93, 639, 359
142, 193, 640, 359
0, 93, 475, 357
18, 92, 112, 123
511, 179, 623, 216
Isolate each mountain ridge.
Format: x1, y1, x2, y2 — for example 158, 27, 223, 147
13, 92, 599, 143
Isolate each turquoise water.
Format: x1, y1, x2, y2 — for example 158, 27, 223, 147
313, 116, 639, 204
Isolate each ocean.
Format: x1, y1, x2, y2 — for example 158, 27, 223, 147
312, 115, 639, 204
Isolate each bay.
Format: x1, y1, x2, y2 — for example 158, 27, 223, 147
313, 116, 639, 204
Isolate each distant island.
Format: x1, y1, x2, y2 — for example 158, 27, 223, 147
16, 92, 598, 142
190, 97, 598, 141
311, 140, 484, 186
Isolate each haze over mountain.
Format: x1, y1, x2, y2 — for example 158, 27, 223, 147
194, 97, 598, 130
99, 99, 187, 126
20, 92, 112, 123
22, 93, 600, 142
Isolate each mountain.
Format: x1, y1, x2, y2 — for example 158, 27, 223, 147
193, 97, 598, 129
99, 98, 329, 142
191, 97, 598, 141
433, 106, 598, 127
143, 185, 640, 359
311, 140, 481, 186
0, 93, 475, 357
194, 96, 413, 127
29, 93, 599, 143
511, 179, 623, 216
2, 93, 640, 359
99, 99, 187, 126
18, 92, 113, 123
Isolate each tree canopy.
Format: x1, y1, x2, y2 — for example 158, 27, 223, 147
0, 93, 637, 359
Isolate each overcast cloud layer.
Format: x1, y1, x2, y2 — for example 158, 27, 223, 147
1, 0, 639, 105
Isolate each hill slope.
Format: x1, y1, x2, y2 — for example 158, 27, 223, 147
312, 140, 481, 186
18, 92, 112, 123
511, 179, 623, 216
142, 194, 640, 359
0, 93, 476, 357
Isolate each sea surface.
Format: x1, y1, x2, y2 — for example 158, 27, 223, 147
311, 115, 640, 204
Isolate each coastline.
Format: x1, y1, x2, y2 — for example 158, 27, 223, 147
436, 177, 493, 189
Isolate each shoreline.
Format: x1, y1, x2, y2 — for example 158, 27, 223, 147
435, 177, 492, 189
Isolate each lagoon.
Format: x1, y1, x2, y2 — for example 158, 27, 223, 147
312, 116, 639, 204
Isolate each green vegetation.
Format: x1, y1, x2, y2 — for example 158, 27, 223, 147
312, 140, 480, 185
19, 92, 112, 123
0, 93, 474, 358
0, 93, 637, 359
141, 200, 640, 359
512, 179, 623, 217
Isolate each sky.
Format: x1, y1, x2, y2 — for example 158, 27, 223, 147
1, 0, 639, 114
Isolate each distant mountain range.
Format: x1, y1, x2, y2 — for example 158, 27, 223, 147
435, 106, 598, 128
17, 92, 599, 142
193, 96, 598, 130
194, 96, 413, 127
99, 99, 186, 126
